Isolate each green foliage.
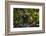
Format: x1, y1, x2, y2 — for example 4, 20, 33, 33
13, 8, 39, 27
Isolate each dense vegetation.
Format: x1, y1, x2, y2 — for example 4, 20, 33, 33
13, 8, 39, 28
